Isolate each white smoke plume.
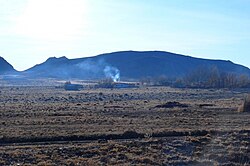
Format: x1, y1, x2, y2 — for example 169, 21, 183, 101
76, 59, 120, 81
104, 66, 120, 82
76, 59, 103, 73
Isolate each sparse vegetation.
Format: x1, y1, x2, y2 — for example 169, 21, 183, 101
185, 66, 250, 88
141, 66, 250, 89
238, 94, 250, 112
0, 85, 249, 165
96, 78, 114, 88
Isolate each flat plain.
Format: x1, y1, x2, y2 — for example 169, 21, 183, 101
0, 86, 249, 165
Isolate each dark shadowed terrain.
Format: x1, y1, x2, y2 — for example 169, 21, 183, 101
23, 51, 250, 79
0, 57, 16, 74
2, 51, 250, 80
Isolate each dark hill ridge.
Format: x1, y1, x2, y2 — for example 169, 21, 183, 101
94, 51, 250, 78
0, 57, 16, 74
24, 56, 71, 78
23, 51, 250, 80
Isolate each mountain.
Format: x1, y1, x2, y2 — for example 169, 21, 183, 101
94, 51, 250, 78
23, 51, 250, 80
0, 57, 16, 74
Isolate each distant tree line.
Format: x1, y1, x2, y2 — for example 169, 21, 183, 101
140, 66, 250, 89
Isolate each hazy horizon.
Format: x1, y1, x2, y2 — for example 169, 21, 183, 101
1, 0, 250, 70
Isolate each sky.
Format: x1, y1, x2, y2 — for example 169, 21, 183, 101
0, 0, 250, 71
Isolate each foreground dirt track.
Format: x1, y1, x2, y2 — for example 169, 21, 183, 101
0, 86, 249, 165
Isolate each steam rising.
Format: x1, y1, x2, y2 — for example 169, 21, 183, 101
76, 59, 120, 81
104, 66, 120, 82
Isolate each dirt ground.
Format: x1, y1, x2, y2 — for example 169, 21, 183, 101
0, 86, 249, 165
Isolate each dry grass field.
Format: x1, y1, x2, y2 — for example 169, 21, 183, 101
0, 85, 249, 165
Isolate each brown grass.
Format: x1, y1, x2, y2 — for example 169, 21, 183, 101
0, 85, 249, 165
238, 94, 250, 112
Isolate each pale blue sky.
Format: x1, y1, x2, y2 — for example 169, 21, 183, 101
0, 0, 250, 71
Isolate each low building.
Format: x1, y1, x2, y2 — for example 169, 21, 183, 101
113, 82, 140, 89
64, 81, 83, 91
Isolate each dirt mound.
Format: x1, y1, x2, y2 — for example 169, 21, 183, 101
238, 94, 250, 112
155, 101, 189, 108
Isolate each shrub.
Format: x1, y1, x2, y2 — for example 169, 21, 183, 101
238, 94, 250, 112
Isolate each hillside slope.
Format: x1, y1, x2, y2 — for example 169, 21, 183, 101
24, 51, 250, 80
0, 57, 16, 74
